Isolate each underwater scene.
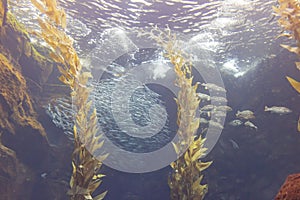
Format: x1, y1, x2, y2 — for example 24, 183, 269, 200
1, 0, 300, 199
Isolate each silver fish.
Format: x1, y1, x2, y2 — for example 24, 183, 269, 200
201, 83, 227, 93
200, 104, 215, 111
236, 110, 255, 120
212, 111, 227, 118
196, 93, 211, 101
228, 119, 243, 127
200, 118, 209, 124
244, 121, 258, 130
210, 96, 227, 103
209, 120, 224, 129
40, 173, 47, 179
215, 105, 232, 112
229, 139, 239, 149
264, 106, 292, 115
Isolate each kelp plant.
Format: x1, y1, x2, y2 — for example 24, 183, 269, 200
147, 27, 212, 200
274, 0, 300, 132
29, 0, 107, 199
0, 0, 7, 26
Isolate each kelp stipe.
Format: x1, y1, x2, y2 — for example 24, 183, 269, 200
274, 0, 300, 132
29, 0, 107, 199
148, 27, 212, 200
0, 0, 7, 26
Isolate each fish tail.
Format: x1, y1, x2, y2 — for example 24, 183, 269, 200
264, 106, 269, 111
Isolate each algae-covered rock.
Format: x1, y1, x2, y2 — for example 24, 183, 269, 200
0, 11, 54, 94
0, 51, 54, 175
0, 2, 71, 199
0, 53, 46, 135
0, 140, 35, 200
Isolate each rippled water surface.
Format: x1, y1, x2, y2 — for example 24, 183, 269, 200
10, 0, 286, 77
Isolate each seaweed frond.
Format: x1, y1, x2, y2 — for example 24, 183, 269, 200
31, 0, 66, 28
274, 0, 300, 131
29, 0, 107, 199
0, 0, 8, 26
148, 27, 212, 200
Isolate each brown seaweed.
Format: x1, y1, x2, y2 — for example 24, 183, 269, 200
148, 27, 212, 200
274, 0, 300, 132
29, 0, 107, 199
0, 0, 7, 26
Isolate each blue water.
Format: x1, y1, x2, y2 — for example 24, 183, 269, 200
5, 0, 300, 199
